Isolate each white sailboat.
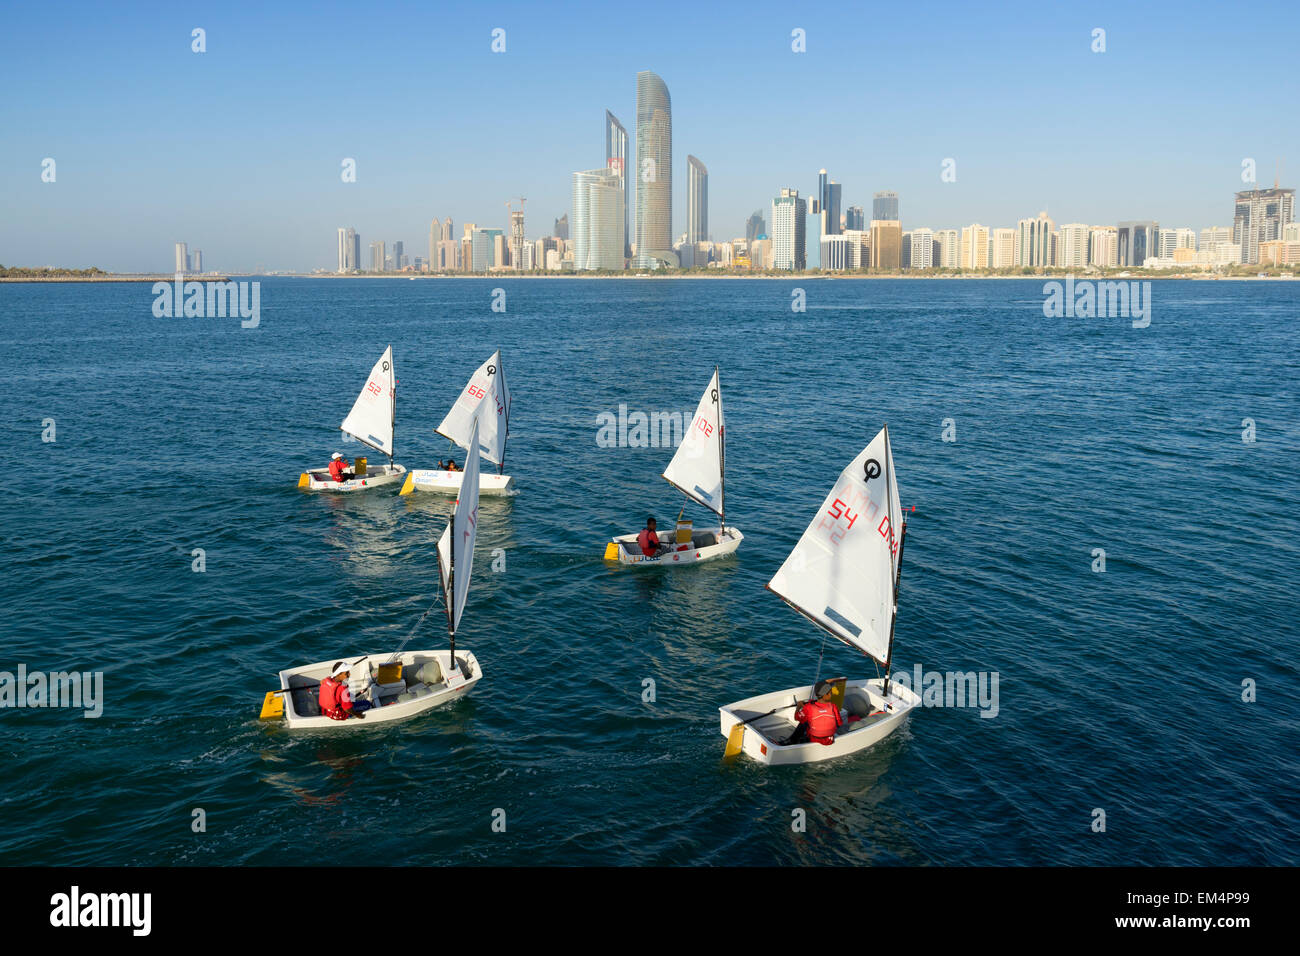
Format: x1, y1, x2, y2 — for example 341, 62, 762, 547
263, 415, 486, 729
604, 366, 744, 566
719, 425, 919, 765
400, 350, 514, 496
298, 345, 407, 492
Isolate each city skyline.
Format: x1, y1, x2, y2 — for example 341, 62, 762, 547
4, 1, 1299, 273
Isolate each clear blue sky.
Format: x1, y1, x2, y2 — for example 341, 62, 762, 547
2, 0, 1297, 272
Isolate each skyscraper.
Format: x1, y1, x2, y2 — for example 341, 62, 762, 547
429, 219, 444, 270
1017, 212, 1057, 267
959, 224, 990, 269
472, 228, 503, 272
991, 228, 1016, 269
870, 220, 902, 270
391, 241, 404, 271
191, 250, 202, 273
350, 229, 360, 272
606, 111, 629, 258
336, 231, 346, 273
844, 205, 865, 231
909, 228, 935, 269
370, 240, 385, 272
554, 214, 569, 240
745, 210, 765, 243
1233, 186, 1295, 264
634, 71, 675, 268
686, 155, 708, 244
1116, 221, 1158, 267
572, 168, 626, 270
771, 188, 806, 270
873, 191, 899, 223
815, 172, 841, 238
176, 241, 189, 273
1057, 223, 1090, 269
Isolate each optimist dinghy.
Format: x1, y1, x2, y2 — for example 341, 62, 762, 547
720, 425, 918, 765
400, 350, 514, 497
603, 367, 743, 566
298, 345, 406, 492
262, 416, 487, 729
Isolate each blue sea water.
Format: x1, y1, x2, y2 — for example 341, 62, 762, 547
0, 276, 1297, 866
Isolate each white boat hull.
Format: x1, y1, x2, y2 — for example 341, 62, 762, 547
275, 650, 481, 730
604, 526, 743, 566
299, 463, 406, 492
719, 677, 918, 766
400, 469, 515, 496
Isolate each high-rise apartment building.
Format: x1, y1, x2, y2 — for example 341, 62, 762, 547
935, 229, 960, 268
1233, 186, 1295, 264
1016, 212, 1056, 267
572, 168, 626, 271
1089, 227, 1118, 268
634, 71, 674, 268
960, 224, 990, 269
1057, 223, 1090, 269
990, 228, 1016, 269
370, 240, 385, 272
910, 228, 935, 269
770, 188, 806, 270
686, 155, 708, 243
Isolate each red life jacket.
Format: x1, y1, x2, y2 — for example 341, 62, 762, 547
328, 459, 349, 482
319, 677, 350, 720
637, 529, 659, 556
796, 700, 843, 744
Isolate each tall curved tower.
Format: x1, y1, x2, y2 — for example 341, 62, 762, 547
634, 71, 676, 268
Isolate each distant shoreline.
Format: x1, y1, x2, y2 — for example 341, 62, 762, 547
3, 272, 1295, 283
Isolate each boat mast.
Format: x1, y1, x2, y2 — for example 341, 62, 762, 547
389, 346, 396, 465
882, 425, 907, 698
498, 353, 508, 476
716, 365, 726, 534
445, 530, 456, 661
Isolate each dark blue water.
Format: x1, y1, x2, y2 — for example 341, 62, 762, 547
1, 277, 1297, 865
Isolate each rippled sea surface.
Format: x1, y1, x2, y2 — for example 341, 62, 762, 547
1, 277, 1297, 866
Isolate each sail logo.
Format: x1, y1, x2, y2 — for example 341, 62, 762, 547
49, 886, 150, 936
0, 665, 103, 718
151, 273, 261, 328
1042, 276, 1152, 328
890, 665, 999, 718
595, 404, 698, 450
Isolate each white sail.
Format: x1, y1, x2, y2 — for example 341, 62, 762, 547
767, 426, 902, 665
662, 367, 725, 519
340, 345, 395, 457
436, 350, 510, 467
436, 415, 482, 634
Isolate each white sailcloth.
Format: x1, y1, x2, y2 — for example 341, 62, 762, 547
767, 426, 902, 665
340, 345, 396, 457
437, 416, 482, 634
436, 350, 510, 467
662, 367, 724, 518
